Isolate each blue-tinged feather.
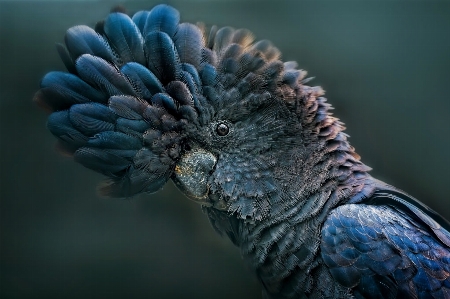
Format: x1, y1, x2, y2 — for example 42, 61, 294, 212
174, 23, 203, 68
151, 93, 178, 115
213, 27, 234, 54
129, 168, 169, 193
283, 69, 303, 89
75, 54, 136, 96
104, 12, 145, 65
116, 118, 149, 138
237, 52, 265, 76
133, 148, 167, 170
47, 110, 88, 147
144, 4, 179, 38
97, 147, 172, 197
131, 10, 150, 34
206, 25, 218, 49
87, 131, 142, 150
108, 95, 147, 120
74, 147, 132, 175
179, 70, 199, 97
201, 48, 217, 66
231, 28, 254, 47
250, 40, 280, 62
181, 63, 202, 92
142, 105, 163, 128
73, 131, 142, 175
144, 31, 181, 84
200, 64, 217, 87
178, 105, 198, 124
221, 43, 243, 63
166, 81, 193, 106
69, 103, 116, 136
36, 71, 106, 111
120, 62, 164, 99
65, 25, 115, 63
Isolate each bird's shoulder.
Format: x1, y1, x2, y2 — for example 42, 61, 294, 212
320, 187, 450, 298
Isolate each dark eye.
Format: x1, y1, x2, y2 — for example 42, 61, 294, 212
216, 123, 229, 136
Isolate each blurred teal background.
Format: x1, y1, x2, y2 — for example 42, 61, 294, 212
1, 1, 449, 298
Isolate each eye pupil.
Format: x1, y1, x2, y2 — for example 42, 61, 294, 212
216, 123, 229, 136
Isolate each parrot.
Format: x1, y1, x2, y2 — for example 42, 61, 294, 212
34, 4, 450, 298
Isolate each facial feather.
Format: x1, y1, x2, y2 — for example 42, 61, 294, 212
35, 4, 450, 298
34, 3, 362, 220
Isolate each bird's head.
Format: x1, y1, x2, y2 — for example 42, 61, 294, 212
35, 4, 366, 222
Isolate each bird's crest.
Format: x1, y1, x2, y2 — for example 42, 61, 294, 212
35, 4, 351, 201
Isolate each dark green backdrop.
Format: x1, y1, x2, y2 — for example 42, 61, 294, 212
1, 1, 449, 298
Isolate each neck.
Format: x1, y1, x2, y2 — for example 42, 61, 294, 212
205, 83, 375, 297
205, 153, 373, 297
255, 156, 373, 288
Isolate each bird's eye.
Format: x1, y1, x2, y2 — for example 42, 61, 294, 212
216, 123, 229, 136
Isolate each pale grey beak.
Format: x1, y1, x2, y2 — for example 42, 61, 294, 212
172, 148, 217, 205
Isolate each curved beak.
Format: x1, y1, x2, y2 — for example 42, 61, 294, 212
172, 148, 217, 205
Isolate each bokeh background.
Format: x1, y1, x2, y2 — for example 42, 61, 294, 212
1, 0, 449, 298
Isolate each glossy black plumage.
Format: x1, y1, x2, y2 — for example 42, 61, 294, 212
322, 189, 450, 298
34, 4, 450, 298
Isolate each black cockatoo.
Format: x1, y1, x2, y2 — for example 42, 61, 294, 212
34, 4, 450, 298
